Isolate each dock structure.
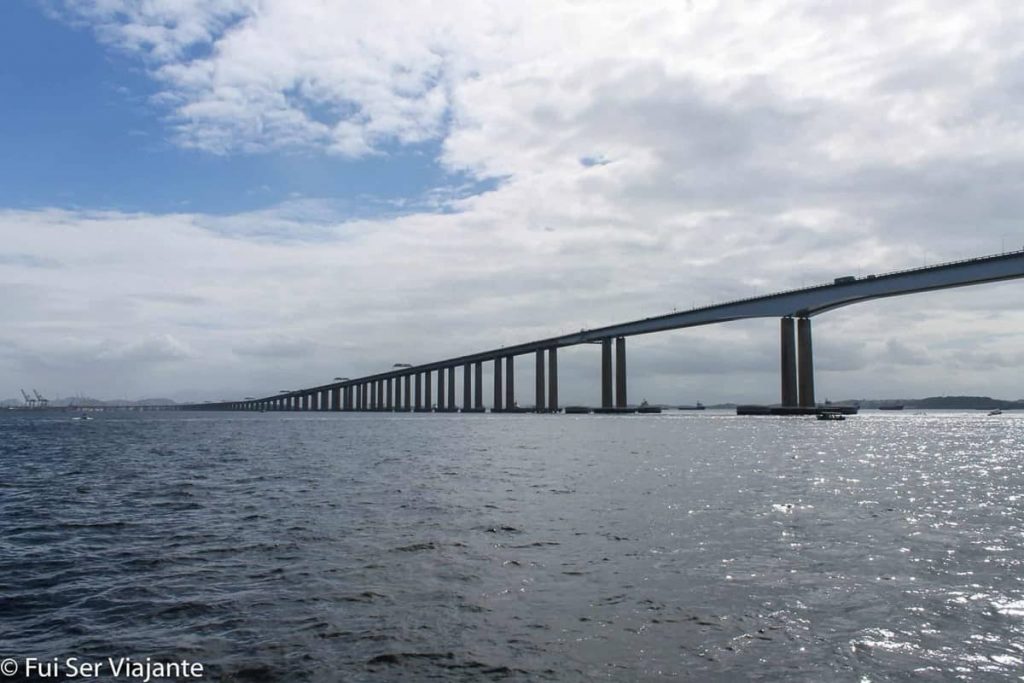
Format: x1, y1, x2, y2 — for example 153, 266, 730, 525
183, 250, 1024, 414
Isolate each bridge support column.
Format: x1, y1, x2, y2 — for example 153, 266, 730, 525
425, 371, 433, 411
535, 349, 546, 412
386, 378, 393, 411
798, 317, 815, 408
448, 366, 456, 411
474, 361, 483, 409
615, 337, 627, 408
505, 355, 515, 410
780, 317, 798, 406
601, 339, 613, 408
332, 387, 341, 411
463, 363, 472, 411
303, 394, 311, 411
548, 348, 558, 412
415, 373, 423, 410
404, 375, 411, 411
321, 389, 329, 411
493, 358, 503, 411
437, 368, 446, 411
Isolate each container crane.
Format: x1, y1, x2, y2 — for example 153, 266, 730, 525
20, 389, 36, 408
33, 390, 48, 408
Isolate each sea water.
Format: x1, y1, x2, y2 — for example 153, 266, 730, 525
1, 410, 1022, 681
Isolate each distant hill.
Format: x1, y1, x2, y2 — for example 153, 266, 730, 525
2, 397, 177, 408
847, 396, 1024, 410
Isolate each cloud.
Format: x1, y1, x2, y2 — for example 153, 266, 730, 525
233, 335, 315, 359
0, 253, 62, 268
10, 1, 1024, 402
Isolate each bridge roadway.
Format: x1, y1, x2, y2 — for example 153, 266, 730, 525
185, 249, 1024, 413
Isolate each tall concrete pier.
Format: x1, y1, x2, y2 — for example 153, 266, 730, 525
474, 361, 483, 410
601, 339, 613, 408
505, 355, 515, 410
615, 337, 627, 408
548, 348, 558, 411
797, 317, 815, 408
535, 349, 545, 412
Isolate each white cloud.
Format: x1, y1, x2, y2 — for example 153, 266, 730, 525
9, 1, 1024, 401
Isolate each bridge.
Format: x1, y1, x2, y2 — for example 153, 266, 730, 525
182, 249, 1024, 413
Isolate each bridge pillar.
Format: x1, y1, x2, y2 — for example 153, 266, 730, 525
386, 378, 393, 411
437, 368, 446, 411
780, 317, 798, 406
332, 387, 341, 411
448, 366, 456, 411
425, 370, 433, 411
535, 349, 545, 412
601, 339, 613, 408
506, 355, 515, 410
321, 389, 329, 411
404, 375, 411, 411
493, 357, 503, 411
474, 361, 483, 409
548, 348, 558, 412
463, 363, 472, 411
303, 394, 311, 411
798, 317, 816, 408
415, 373, 423, 410
615, 337, 627, 408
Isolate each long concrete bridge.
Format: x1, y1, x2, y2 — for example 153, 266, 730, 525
182, 250, 1024, 413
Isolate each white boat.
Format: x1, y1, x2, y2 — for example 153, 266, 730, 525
988, 409, 1003, 416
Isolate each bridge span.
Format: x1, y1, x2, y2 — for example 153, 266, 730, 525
183, 249, 1024, 413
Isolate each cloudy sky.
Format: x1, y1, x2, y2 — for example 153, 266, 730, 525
2, 0, 1023, 404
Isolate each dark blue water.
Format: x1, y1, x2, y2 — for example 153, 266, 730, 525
2, 411, 1023, 681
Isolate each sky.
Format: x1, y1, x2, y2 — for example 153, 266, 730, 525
1, 0, 1023, 405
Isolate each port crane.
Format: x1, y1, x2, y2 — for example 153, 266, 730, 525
20, 389, 36, 408
33, 390, 48, 408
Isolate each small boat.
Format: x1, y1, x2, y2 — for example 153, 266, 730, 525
678, 402, 706, 410
816, 411, 845, 421
878, 404, 904, 411
988, 409, 1003, 416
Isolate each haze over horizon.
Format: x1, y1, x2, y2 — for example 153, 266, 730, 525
2, 1, 1023, 404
